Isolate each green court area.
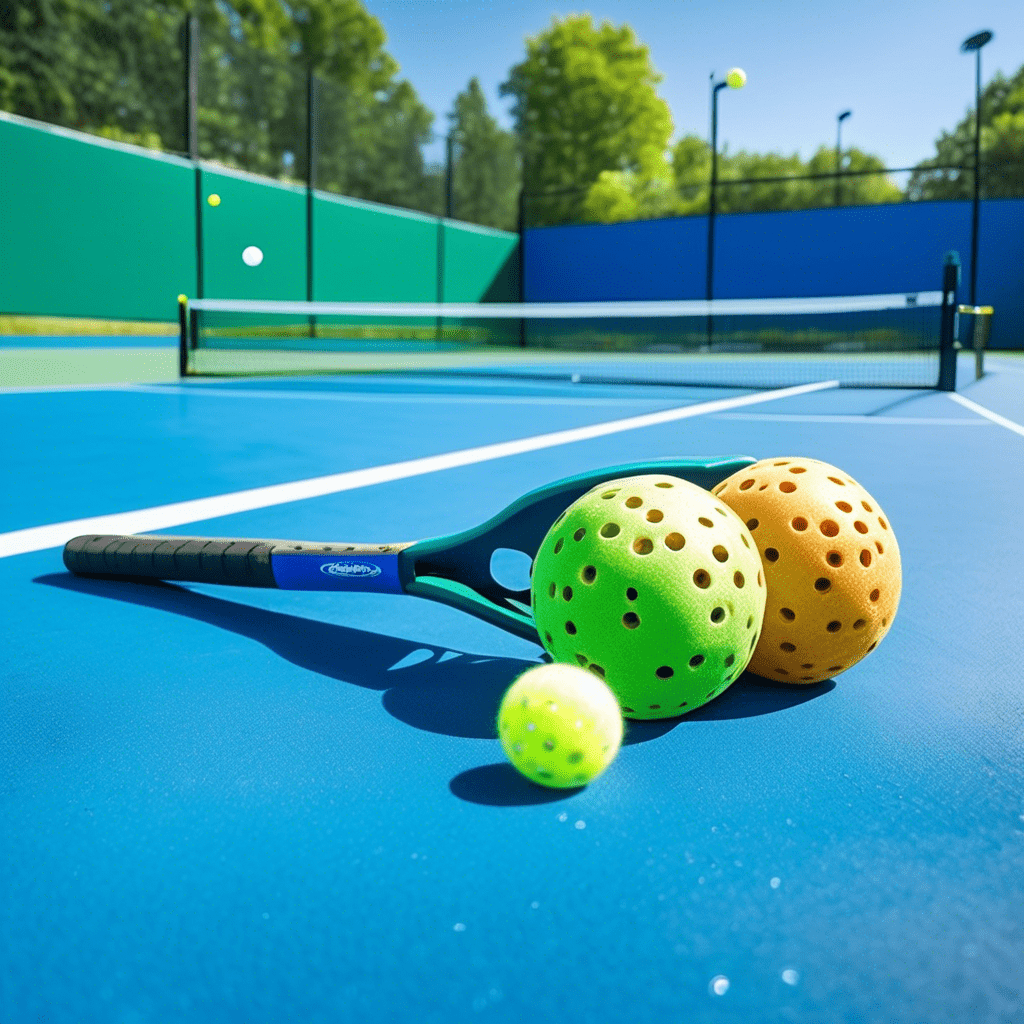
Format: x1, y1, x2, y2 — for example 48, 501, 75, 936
1, 347, 180, 388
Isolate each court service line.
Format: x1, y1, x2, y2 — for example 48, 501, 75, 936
713, 412, 989, 426
0, 379, 837, 559
120, 384, 683, 408
948, 393, 1024, 438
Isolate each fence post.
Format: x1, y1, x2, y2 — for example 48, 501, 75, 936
185, 15, 203, 301
937, 251, 961, 391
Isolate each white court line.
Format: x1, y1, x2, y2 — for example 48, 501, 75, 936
0, 379, 836, 558
120, 384, 680, 408
948, 393, 1024, 438
713, 412, 989, 426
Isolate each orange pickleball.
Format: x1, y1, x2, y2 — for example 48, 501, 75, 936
712, 457, 901, 684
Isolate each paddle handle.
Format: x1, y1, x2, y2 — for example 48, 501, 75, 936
62, 534, 412, 593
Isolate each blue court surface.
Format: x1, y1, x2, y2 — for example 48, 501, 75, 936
3, 361, 1024, 1024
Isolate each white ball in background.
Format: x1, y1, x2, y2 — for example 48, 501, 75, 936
242, 245, 264, 267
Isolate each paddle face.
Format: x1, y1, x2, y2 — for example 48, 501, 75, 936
63, 456, 755, 643
400, 457, 755, 639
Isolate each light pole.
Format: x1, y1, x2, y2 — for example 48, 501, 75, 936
835, 110, 851, 206
706, 67, 746, 345
961, 29, 993, 308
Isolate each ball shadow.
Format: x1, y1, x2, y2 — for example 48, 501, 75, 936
451, 763, 583, 806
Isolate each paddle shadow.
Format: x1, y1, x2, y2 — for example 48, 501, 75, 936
37, 573, 834, 806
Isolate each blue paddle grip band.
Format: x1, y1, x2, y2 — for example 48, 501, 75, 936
271, 552, 405, 593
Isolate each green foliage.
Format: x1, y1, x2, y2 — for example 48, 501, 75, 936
448, 78, 520, 231
501, 14, 673, 226
580, 134, 903, 223
0, 0, 444, 215
909, 65, 1024, 200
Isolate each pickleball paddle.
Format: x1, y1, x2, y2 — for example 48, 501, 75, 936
63, 456, 754, 642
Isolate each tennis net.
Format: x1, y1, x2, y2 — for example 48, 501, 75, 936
180, 291, 948, 389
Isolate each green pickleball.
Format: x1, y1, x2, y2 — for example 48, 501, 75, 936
531, 474, 767, 719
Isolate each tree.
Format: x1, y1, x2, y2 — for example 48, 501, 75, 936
500, 14, 673, 226
908, 64, 1024, 200
0, 0, 442, 214
447, 78, 519, 230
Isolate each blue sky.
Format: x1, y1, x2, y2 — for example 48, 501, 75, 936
363, 0, 1023, 168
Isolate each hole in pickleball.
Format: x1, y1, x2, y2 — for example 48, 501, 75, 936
633, 538, 653, 555
646, 509, 664, 523
543, 739, 555, 751
780, 642, 796, 652
626, 587, 638, 601
828, 476, 845, 485
625, 496, 643, 508
826, 621, 841, 632
746, 518, 759, 531
739, 479, 755, 490
576, 654, 588, 665
876, 541, 884, 554
665, 533, 685, 550
710, 607, 725, 623
779, 481, 797, 493
854, 521, 868, 534
827, 551, 843, 566
544, 632, 553, 644
489, 548, 533, 592
820, 520, 839, 537
724, 654, 735, 667
563, 586, 573, 601
698, 517, 714, 528
765, 548, 779, 562
792, 517, 808, 531
548, 582, 555, 598
780, 607, 795, 621
879, 517, 889, 530
747, 615, 754, 628
589, 664, 605, 678
656, 666, 674, 679
862, 500, 873, 512
600, 523, 620, 538
689, 655, 705, 668
622, 612, 640, 629
713, 545, 729, 562
870, 588, 880, 602
853, 619, 866, 630
801, 663, 814, 669
655, 482, 673, 489
836, 501, 853, 513
693, 569, 711, 589
565, 621, 577, 634
582, 565, 597, 583
815, 578, 832, 592
734, 571, 745, 588
860, 550, 872, 567
554, 538, 564, 553
574, 528, 586, 542
601, 490, 619, 499
566, 751, 584, 764
789, 467, 807, 474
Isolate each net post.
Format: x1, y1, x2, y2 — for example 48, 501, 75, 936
937, 252, 961, 391
177, 296, 189, 377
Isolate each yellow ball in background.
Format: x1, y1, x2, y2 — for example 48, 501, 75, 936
207, 193, 221, 207
726, 67, 747, 89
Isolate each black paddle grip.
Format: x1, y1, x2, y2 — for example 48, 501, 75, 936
63, 534, 278, 588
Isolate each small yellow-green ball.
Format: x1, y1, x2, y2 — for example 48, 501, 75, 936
497, 664, 623, 788
207, 193, 221, 207
726, 67, 747, 89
